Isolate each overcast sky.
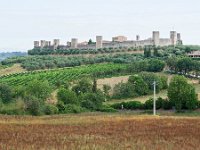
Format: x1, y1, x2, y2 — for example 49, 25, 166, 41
0, 0, 200, 52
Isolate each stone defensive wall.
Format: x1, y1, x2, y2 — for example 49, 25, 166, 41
33, 31, 182, 50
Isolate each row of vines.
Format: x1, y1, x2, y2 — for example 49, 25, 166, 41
0, 63, 128, 87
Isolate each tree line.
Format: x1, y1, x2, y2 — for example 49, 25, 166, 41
28, 47, 142, 55
111, 75, 199, 112
167, 57, 200, 77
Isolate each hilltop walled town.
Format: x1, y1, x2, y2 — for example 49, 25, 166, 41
34, 31, 183, 50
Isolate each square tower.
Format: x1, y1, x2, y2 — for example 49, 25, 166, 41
45, 41, 51, 47
53, 39, 60, 50
170, 31, 177, 46
71, 38, 78, 49
136, 35, 140, 41
96, 36, 103, 49
34, 41, 39, 48
152, 31, 160, 46
40, 40, 46, 49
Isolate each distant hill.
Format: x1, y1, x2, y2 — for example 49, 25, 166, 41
0, 52, 27, 61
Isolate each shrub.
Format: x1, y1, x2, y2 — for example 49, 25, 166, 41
123, 101, 143, 110
56, 101, 66, 113
140, 72, 163, 93
81, 92, 104, 110
25, 80, 52, 101
99, 105, 117, 112
110, 102, 125, 109
156, 97, 163, 109
111, 101, 143, 110
197, 101, 200, 109
168, 76, 198, 111
147, 59, 165, 72
0, 84, 13, 103
57, 88, 78, 105
25, 97, 43, 116
44, 104, 59, 115
0, 100, 25, 115
162, 99, 173, 110
160, 76, 168, 89
113, 82, 136, 99
72, 78, 92, 95
144, 98, 153, 109
128, 75, 149, 96
64, 104, 83, 113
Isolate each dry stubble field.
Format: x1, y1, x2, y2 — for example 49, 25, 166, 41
0, 113, 200, 150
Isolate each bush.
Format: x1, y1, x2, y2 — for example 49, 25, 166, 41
111, 101, 143, 110
160, 76, 168, 89
72, 78, 92, 95
128, 75, 149, 96
56, 101, 66, 113
25, 80, 52, 101
64, 104, 83, 113
156, 97, 163, 109
110, 102, 124, 109
140, 72, 163, 93
56, 101, 85, 114
197, 101, 200, 109
147, 59, 165, 72
162, 99, 173, 110
0, 84, 13, 104
144, 97, 173, 110
0, 100, 26, 115
168, 76, 198, 111
144, 98, 153, 109
44, 104, 59, 115
123, 101, 143, 110
57, 88, 78, 105
99, 105, 117, 112
81, 92, 104, 110
112, 82, 136, 99
25, 97, 43, 116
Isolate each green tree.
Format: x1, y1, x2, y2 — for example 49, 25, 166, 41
88, 39, 93, 45
72, 78, 92, 95
168, 76, 198, 111
25, 80, 52, 101
81, 91, 104, 110
92, 78, 97, 93
153, 47, 159, 57
57, 88, 78, 105
144, 46, 151, 58
166, 56, 178, 73
147, 59, 165, 72
25, 96, 43, 116
113, 82, 136, 99
0, 84, 13, 103
127, 60, 149, 73
185, 84, 198, 110
128, 75, 149, 96
103, 84, 111, 99
192, 60, 200, 77
140, 72, 163, 93
177, 57, 193, 75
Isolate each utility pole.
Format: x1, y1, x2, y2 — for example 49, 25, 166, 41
153, 81, 156, 116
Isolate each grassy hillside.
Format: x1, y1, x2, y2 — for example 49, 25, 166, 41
0, 64, 25, 76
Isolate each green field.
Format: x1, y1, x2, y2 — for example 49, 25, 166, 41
0, 63, 128, 87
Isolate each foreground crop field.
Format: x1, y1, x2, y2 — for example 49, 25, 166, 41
0, 114, 199, 150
